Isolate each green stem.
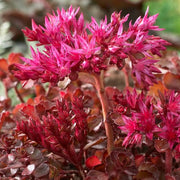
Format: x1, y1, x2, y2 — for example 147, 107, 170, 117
93, 72, 114, 155
165, 148, 172, 175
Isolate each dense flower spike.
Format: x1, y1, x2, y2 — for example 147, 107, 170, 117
17, 90, 88, 166
15, 6, 169, 87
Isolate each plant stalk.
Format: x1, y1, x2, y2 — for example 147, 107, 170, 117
78, 165, 85, 179
93, 72, 114, 155
14, 85, 24, 103
165, 148, 172, 175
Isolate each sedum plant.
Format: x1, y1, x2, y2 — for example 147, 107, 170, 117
0, 5, 180, 179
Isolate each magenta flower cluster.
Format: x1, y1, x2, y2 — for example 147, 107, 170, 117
15, 6, 168, 88
112, 89, 180, 153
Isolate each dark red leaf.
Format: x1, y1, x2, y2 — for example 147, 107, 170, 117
30, 148, 43, 161
21, 104, 40, 121
33, 163, 49, 178
78, 72, 95, 85
0, 111, 15, 131
135, 155, 145, 167
165, 174, 176, 180
22, 164, 35, 176
35, 103, 46, 118
87, 115, 102, 132
8, 154, 15, 163
46, 86, 60, 100
8, 53, 23, 65
149, 81, 167, 97
86, 156, 101, 169
154, 139, 169, 153
85, 170, 108, 180
35, 84, 46, 96
12, 103, 25, 117
0, 59, 8, 73
135, 171, 154, 179
0, 98, 11, 113
163, 72, 180, 90
138, 162, 160, 179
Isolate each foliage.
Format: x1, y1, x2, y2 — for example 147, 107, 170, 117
0, 5, 180, 180
144, 0, 180, 35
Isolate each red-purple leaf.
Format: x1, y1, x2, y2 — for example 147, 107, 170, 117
138, 162, 160, 179
86, 156, 102, 169
30, 148, 43, 161
0, 111, 15, 131
35, 84, 46, 96
135, 155, 145, 167
165, 174, 176, 180
22, 164, 35, 176
79, 72, 95, 85
163, 72, 180, 90
85, 170, 108, 180
135, 171, 154, 179
21, 104, 40, 121
154, 139, 169, 153
8, 53, 23, 65
0, 58, 8, 73
33, 163, 49, 178
8, 154, 15, 163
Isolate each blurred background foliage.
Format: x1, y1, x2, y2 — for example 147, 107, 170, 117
144, 0, 180, 35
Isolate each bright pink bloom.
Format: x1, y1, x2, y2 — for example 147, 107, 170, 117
158, 113, 180, 149
155, 91, 180, 150
113, 88, 152, 113
15, 6, 169, 87
132, 59, 161, 88
114, 89, 159, 147
167, 91, 180, 116
120, 101, 158, 147
120, 114, 142, 147
158, 91, 180, 116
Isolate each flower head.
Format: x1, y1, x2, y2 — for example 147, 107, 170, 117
116, 89, 158, 147
158, 113, 180, 149
120, 102, 158, 147
132, 59, 161, 89
15, 6, 168, 87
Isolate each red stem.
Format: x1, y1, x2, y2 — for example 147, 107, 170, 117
123, 67, 129, 87
14, 85, 24, 103
165, 148, 172, 175
78, 165, 85, 179
93, 72, 114, 155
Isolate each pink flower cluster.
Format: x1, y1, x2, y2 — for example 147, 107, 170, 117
158, 91, 180, 149
15, 6, 169, 87
112, 89, 180, 151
